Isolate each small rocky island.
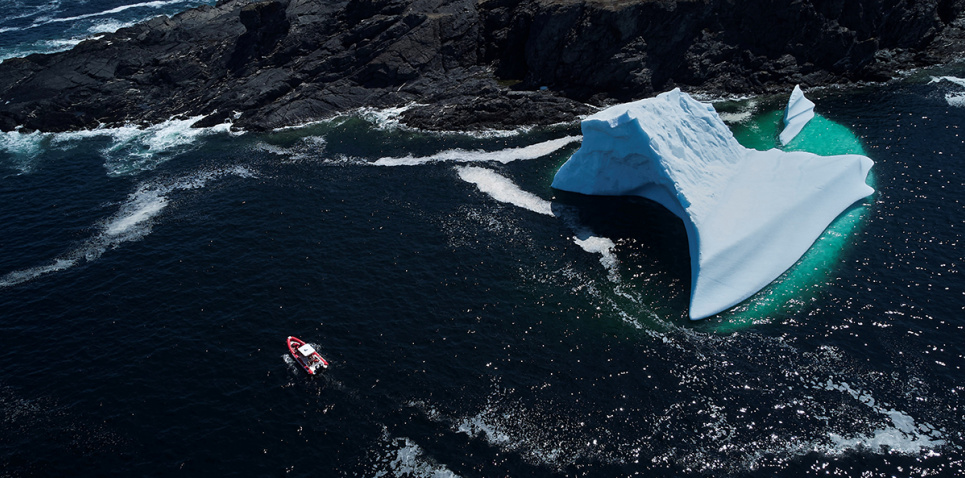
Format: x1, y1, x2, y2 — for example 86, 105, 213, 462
0, 0, 963, 132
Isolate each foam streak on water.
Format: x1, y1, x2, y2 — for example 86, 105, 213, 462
0, 165, 255, 287
374, 136, 581, 166
455, 165, 619, 280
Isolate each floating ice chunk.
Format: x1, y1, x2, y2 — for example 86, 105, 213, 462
779, 85, 815, 145
551, 89, 874, 319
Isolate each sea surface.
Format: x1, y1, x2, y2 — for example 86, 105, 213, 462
1, 1, 965, 476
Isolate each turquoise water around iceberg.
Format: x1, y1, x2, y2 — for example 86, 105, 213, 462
713, 105, 875, 332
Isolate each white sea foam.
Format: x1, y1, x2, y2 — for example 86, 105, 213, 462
0, 0, 193, 37
254, 136, 326, 163
374, 136, 580, 166
815, 380, 945, 454
718, 100, 758, 124
3, 0, 63, 24
946, 92, 965, 108
0, 37, 87, 63
0, 115, 240, 175
651, 330, 950, 472
930, 76, 965, 88
371, 429, 459, 478
0, 16, 137, 63
46, 0, 188, 25
356, 103, 421, 131
407, 382, 616, 471
0, 165, 255, 288
930, 76, 965, 107
0, 127, 48, 173
456, 166, 553, 216
455, 165, 619, 280
355, 103, 542, 137
0, 1, 200, 62
87, 17, 140, 35
271, 103, 424, 133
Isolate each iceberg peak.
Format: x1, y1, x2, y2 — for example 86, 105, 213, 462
552, 88, 874, 319
780, 85, 816, 145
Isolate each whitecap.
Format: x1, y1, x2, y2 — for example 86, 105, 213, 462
0, 1, 204, 62
87, 17, 140, 35
254, 136, 326, 163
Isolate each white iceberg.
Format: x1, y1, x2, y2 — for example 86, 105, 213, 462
551, 89, 874, 319
780, 85, 815, 145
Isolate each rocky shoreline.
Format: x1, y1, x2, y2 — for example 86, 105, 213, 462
0, 0, 963, 133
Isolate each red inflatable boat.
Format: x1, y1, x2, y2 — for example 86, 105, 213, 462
287, 336, 329, 375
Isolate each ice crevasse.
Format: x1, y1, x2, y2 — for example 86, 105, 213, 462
551, 88, 874, 320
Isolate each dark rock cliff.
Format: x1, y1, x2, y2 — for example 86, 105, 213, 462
0, 0, 962, 132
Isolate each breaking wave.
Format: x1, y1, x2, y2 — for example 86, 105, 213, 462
0, 116, 240, 175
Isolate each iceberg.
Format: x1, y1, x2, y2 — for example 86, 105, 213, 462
551, 89, 874, 319
780, 85, 815, 145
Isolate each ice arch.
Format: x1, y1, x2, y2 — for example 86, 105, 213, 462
551, 89, 874, 319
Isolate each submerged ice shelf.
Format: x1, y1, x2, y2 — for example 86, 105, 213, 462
552, 89, 874, 319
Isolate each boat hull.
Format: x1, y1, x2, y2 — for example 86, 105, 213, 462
287, 336, 328, 375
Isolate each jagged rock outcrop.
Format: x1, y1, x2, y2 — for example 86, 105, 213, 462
0, 0, 962, 132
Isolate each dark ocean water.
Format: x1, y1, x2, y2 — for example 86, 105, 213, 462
2, 1, 965, 476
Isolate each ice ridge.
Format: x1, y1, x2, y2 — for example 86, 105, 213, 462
551, 88, 874, 319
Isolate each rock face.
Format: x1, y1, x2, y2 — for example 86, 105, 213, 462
0, 0, 963, 132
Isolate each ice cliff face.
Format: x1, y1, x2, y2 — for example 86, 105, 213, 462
552, 89, 875, 319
